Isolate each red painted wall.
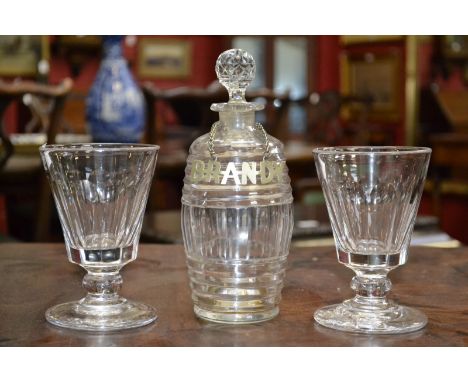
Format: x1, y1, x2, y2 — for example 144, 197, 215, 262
316, 35, 340, 92
418, 37, 466, 91
49, 36, 224, 92
0, 36, 224, 135
135, 36, 224, 89
5, 36, 466, 140
313, 37, 408, 144
313, 36, 467, 144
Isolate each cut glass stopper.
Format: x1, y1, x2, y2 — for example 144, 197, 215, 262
215, 49, 255, 102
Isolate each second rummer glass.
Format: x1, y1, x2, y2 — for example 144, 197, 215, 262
314, 146, 431, 334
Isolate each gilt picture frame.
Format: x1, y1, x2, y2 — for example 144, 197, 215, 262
340, 52, 401, 122
340, 35, 403, 45
137, 38, 191, 79
0, 36, 48, 77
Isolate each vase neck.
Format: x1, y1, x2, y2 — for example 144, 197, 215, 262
103, 36, 124, 59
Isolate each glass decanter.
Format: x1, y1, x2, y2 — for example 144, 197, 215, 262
181, 49, 294, 324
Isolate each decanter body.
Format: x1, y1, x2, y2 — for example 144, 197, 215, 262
181, 49, 294, 323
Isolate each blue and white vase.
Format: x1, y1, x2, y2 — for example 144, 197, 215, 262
86, 36, 145, 143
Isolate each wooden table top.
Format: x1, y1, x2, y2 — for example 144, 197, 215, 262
1, 243, 467, 346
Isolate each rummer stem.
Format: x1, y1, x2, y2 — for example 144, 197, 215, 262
349, 269, 393, 310
80, 271, 123, 307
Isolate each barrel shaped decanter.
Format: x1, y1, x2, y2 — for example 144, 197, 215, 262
181, 49, 294, 324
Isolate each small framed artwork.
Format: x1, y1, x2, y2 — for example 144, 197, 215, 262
340, 35, 403, 45
0, 36, 49, 77
442, 35, 468, 59
341, 52, 401, 122
138, 38, 191, 79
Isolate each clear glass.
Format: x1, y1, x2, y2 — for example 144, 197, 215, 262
313, 146, 431, 334
182, 49, 294, 324
40, 143, 159, 331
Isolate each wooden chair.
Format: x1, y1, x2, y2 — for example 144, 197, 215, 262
142, 81, 290, 146
418, 88, 468, 244
291, 91, 375, 222
296, 91, 375, 145
425, 90, 468, 183
246, 87, 290, 142
0, 78, 73, 241
427, 133, 468, 244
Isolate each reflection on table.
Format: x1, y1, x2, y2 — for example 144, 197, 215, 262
142, 204, 460, 248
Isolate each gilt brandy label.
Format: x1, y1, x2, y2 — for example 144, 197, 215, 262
190, 160, 284, 185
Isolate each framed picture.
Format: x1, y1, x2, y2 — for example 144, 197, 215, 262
340, 35, 403, 45
0, 36, 48, 77
341, 53, 401, 122
138, 38, 191, 79
443, 35, 468, 59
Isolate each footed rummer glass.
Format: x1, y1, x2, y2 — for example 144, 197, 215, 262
40, 143, 159, 331
313, 147, 431, 334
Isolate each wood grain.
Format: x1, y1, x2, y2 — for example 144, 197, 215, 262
0, 243, 467, 346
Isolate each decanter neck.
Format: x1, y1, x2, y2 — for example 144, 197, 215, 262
219, 110, 255, 129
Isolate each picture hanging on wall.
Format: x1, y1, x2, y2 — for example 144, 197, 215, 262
137, 38, 191, 79
0, 36, 48, 76
340, 52, 401, 122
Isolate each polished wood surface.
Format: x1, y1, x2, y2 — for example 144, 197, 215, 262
1, 243, 467, 346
